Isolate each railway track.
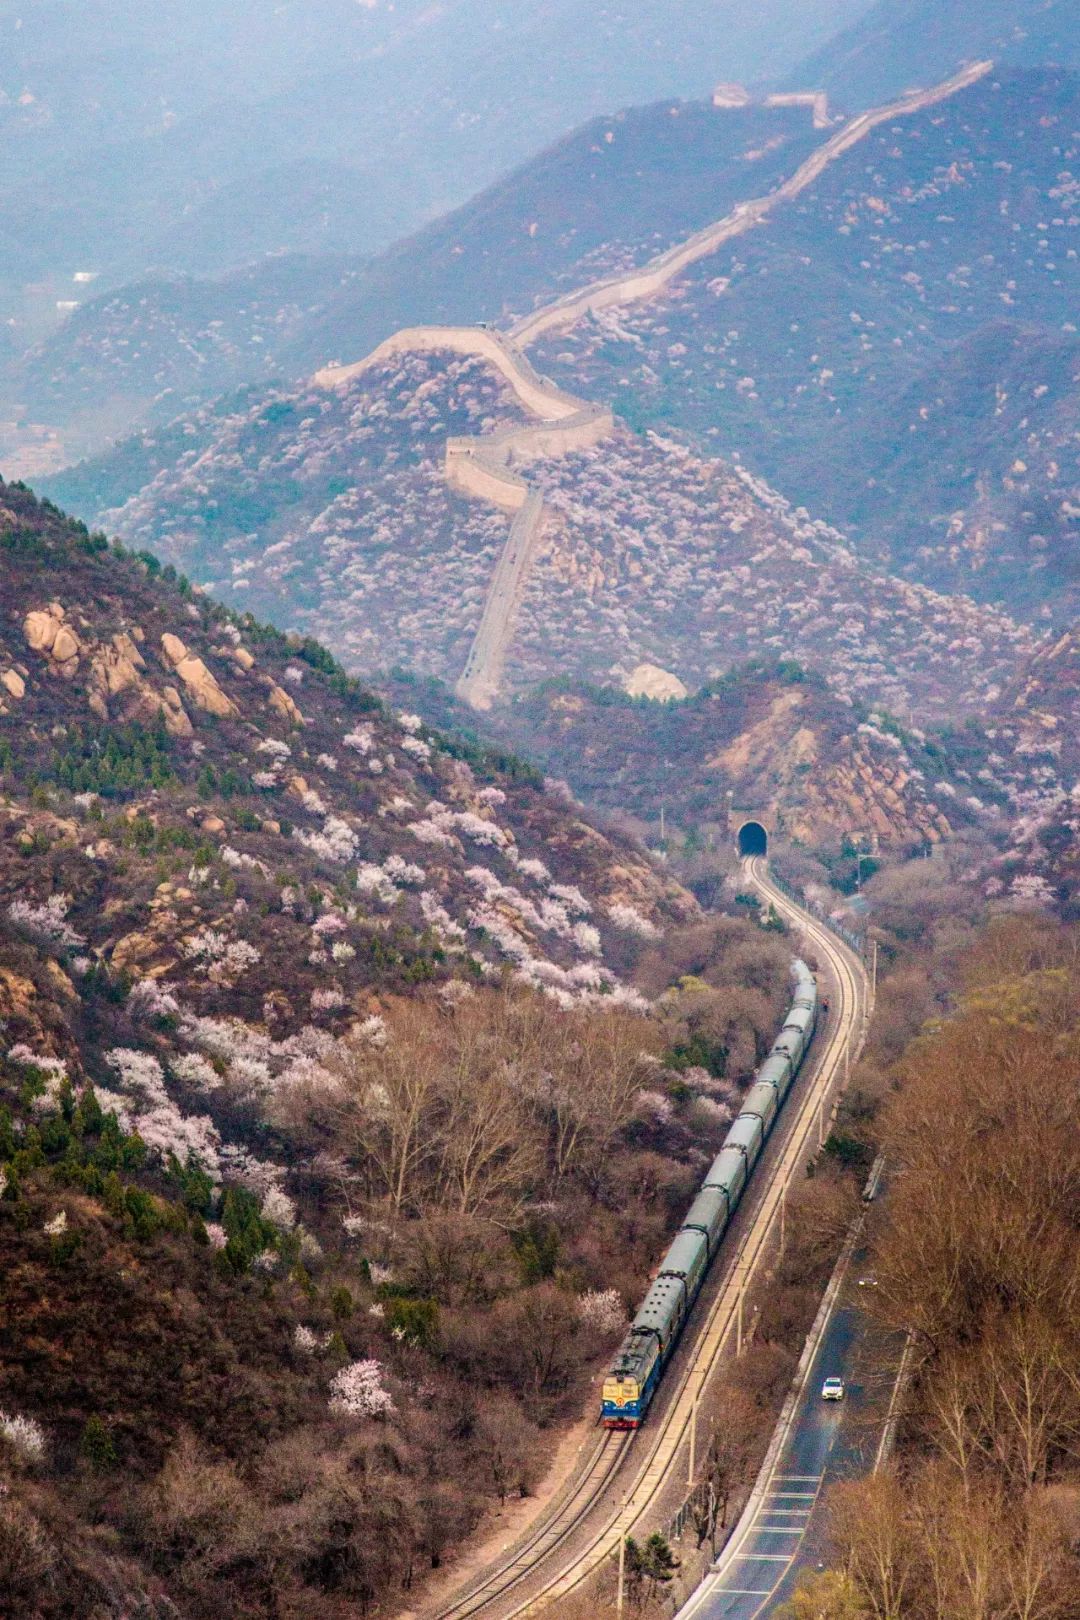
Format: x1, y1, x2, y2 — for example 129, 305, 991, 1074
425, 860, 871, 1620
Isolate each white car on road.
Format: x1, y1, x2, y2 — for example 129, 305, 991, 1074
821, 1376, 845, 1402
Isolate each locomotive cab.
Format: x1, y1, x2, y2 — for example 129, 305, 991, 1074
602, 1372, 643, 1427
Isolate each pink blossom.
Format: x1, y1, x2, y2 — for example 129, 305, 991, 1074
605, 902, 660, 940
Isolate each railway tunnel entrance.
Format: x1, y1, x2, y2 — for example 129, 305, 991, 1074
737, 820, 768, 858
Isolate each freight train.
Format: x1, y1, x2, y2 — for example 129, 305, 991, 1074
601, 959, 818, 1428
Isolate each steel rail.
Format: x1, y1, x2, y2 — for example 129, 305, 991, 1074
427, 860, 870, 1620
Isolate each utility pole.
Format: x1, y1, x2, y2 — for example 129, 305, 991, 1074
688, 1398, 698, 1486
779, 1183, 787, 1259
871, 937, 878, 996
818, 1088, 826, 1148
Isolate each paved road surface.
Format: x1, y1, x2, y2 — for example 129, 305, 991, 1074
677, 1243, 907, 1620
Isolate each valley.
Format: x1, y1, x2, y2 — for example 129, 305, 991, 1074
1, 7, 1079, 1619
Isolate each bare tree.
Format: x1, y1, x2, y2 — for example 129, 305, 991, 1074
332, 1005, 445, 1215
828, 1472, 916, 1620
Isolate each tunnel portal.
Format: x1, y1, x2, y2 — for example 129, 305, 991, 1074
737, 820, 768, 858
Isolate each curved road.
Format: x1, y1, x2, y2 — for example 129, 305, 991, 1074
423, 860, 871, 1620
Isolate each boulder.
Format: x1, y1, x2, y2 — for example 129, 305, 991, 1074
51, 625, 81, 664
91, 642, 142, 697
24, 610, 59, 653
160, 633, 189, 669
159, 635, 237, 718
624, 662, 689, 702
1, 670, 25, 700
176, 654, 237, 717
112, 632, 146, 670
159, 686, 194, 738
267, 682, 303, 725
111, 929, 172, 976
233, 647, 255, 671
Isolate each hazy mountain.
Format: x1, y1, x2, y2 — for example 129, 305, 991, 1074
0, 0, 867, 292
789, 0, 1080, 107
10, 99, 822, 460
531, 67, 1080, 624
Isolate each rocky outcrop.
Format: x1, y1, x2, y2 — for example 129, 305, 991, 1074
91, 638, 144, 698
24, 603, 81, 677
24, 606, 62, 653
21, 603, 196, 735
624, 664, 688, 702
266, 681, 304, 726
159, 634, 238, 718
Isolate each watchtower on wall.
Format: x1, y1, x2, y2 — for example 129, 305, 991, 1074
712, 82, 750, 108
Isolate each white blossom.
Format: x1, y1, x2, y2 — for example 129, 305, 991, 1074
549, 884, 592, 916
577, 1289, 627, 1335
262, 1186, 298, 1230
311, 987, 348, 1013
127, 978, 181, 1020
636, 1089, 674, 1126
181, 928, 261, 983
7, 894, 85, 952
605, 902, 660, 940
328, 1358, 395, 1418
293, 817, 359, 864
0, 1410, 47, 1463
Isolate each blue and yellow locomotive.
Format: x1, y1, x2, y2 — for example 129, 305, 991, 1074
601, 959, 818, 1428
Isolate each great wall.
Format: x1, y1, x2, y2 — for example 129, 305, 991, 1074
314, 59, 994, 710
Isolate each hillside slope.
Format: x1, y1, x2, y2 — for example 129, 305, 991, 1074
790, 0, 1080, 108
532, 67, 1080, 625
7, 99, 824, 470
2, 482, 832, 1617
42, 350, 1043, 726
